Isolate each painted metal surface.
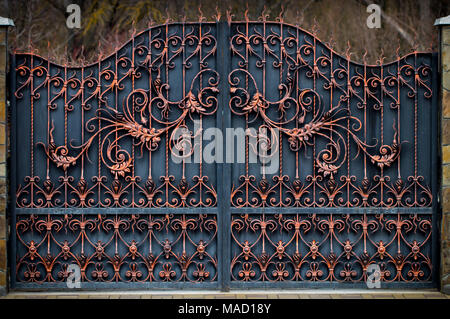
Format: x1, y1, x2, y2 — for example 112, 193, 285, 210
9, 15, 438, 290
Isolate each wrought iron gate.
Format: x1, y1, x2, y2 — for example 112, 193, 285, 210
9, 17, 439, 290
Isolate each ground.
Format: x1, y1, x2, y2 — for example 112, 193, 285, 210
1, 289, 449, 299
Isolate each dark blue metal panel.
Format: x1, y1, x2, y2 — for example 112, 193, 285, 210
226, 20, 438, 287
10, 22, 221, 289
8, 19, 439, 290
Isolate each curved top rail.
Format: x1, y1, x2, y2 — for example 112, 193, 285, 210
12, 20, 434, 69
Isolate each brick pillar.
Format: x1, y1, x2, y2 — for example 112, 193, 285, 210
436, 16, 450, 295
0, 17, 13, 296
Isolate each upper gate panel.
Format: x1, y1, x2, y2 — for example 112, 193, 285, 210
13, 23, 219, 209
228, 20, 435, 208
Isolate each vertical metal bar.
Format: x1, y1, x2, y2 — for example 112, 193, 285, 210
216, 20, 231, 291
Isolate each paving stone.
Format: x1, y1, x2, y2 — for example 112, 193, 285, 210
247, 295, 268, 299
24, 295, 48, 299
2, 290, 446, 300
310, 294, 332, 299
56, 295, 79, 299
119, 295, 141, 299
402, 293, 425, 299
372, 294, 395, 299
338, 294, 363, 299
217, 294, 238, 299
183, 294, 205, 299
423, 293, 447, 299
151, 294, 173, 299
277, 294, 298, 299
87, 294, 110, 299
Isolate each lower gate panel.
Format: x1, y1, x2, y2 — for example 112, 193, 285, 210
14, 213, 218, 288
13, 211, 435, 289
230, 212, 433, 287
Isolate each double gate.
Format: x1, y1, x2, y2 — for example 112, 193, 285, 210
9, 18, 439, 290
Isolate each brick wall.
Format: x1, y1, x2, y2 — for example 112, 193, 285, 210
0, 23, 9, 296
437, 17, 450, 294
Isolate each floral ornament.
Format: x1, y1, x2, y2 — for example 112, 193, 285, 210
125, 263, 143, 281
238, 262, 256, 281
24, 264, 41, 282
159, 263, 176, 281
272, 263, 289, 281
193, 263, 210, 281
39, 70, 219, 179
91, 263, 109, 281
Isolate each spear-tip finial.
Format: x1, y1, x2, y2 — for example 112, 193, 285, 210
259, 5, 268, 22
395, 40, 401, 59
97, 40, 103, 61
311, 17, 319, 36
131, 20, 137, 37
244, 3, 249, 22
362, 48, 368, 64
165, 6, 172, 24
276, 4, 285, 23
226, 6, 234, 25
376, 48, 385, 65
198, 5, 206, 22
345, 40, 352, 59
213, 5, 221, 22
326, 33, 335, 49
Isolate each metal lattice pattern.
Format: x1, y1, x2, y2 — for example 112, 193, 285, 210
230, 213, 432, 282
16, 214, 217, 283
228, 20, 434, 208
14, 23, 219, 208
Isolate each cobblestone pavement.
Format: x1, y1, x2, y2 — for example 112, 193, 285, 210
1, 290, 449, 299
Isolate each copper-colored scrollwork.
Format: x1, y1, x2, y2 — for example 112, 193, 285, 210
14, 22, 219, 208
231, 213, 432, 282
11, 12, 437, 288
16, 214, 218, 283
229, 14, 433, 208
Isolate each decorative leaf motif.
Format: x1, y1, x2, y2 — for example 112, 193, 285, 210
110, 158, 133, 177
316, 160, 338, 177
185, 91, 206, 113
243, 92, 265, 113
